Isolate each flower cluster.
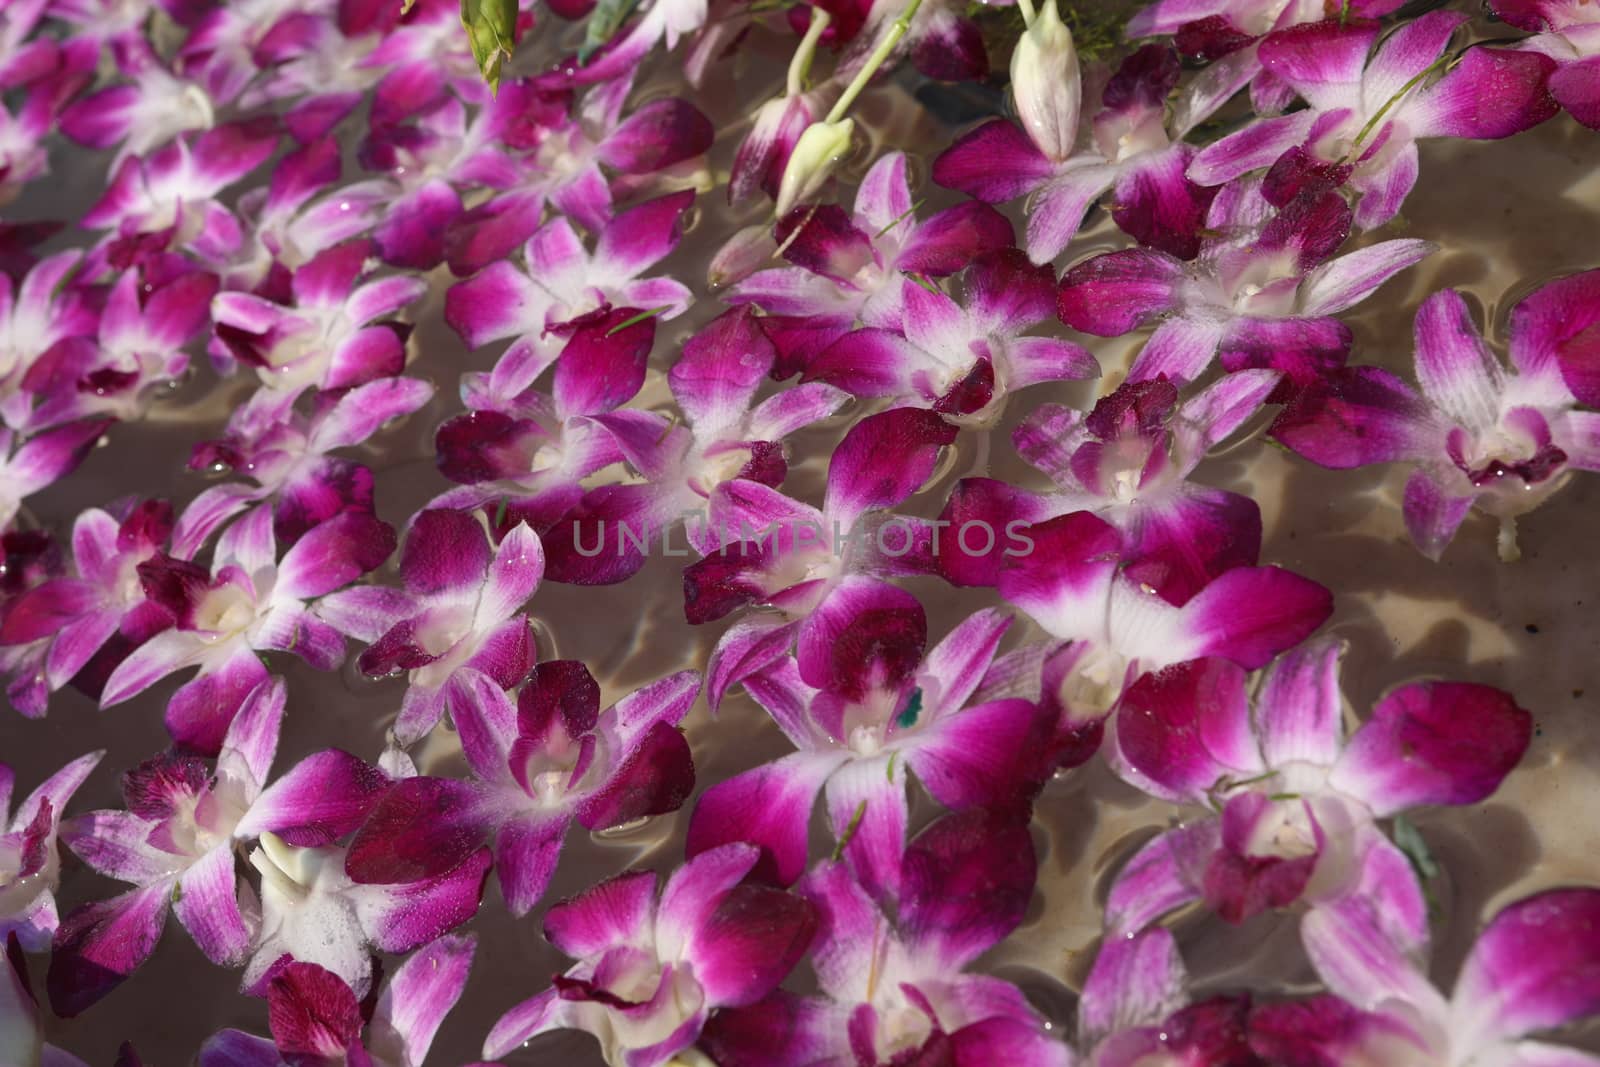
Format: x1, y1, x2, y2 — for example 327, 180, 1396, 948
3, 0, 1598, 1063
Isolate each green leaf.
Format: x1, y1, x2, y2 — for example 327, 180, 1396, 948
461, 0, 518, 91
1391, 815, 1439, 882
579, 0, 642, 64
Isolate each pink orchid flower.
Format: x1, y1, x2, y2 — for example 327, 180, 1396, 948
326, 509, 541, 745
1190, 13, 1558, 229
52, 679, 388, 1015
705, 807, 1066, 1067
688, 605, 1053, 899
1495, 0, 1600, 129
102, 507, 396, 753
483, 842, 817, 1066
344, 663, 700, 915
1275, 273, 1600, 559
0, 752, 102, 950
200, 935, 477, 1067
1105, 637, 1529, 931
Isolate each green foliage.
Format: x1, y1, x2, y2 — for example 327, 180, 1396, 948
580, 0, 643, 63
461, 0, 518, 90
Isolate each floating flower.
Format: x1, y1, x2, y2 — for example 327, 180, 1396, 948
807, 248, 1098, 420
329, 509, 540, 745
1495, 0, 1600, 129
210, 237, 426, 395
934, 44, 1243, 263
1105, 637, 1529, 932
199, 935, 477, 1067
1056, 177, 1433, 388
729, 151, 1014, 334
0, 751, 102, 950
51, 679, 388, 1015
482, 842, 817, 1065
0, 500, 177, 707
175, 375, 435, 554
689, 406, 955, 708
429, 307, 652, 534
59, 37, 216, 158
1302, 887, 1600, 1066
102, 508, 395, 753
1274, 275, 1600, 559
0, 250, 99, 433
539, 306, 847, 584
447, 191, 695, 352
941, 371, 1279, 603
688, 606, 1052, 898
1190, 14, 1558, 229
703, 807, 1066, 1067
243, 830, 488, 998
997, 510, 1331, 763
344, 663, 700, 916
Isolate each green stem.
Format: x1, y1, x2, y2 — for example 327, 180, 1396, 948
787, 8, 832, 96
824, 0, 925, 124
1015, 0, 1037, 28
1347, 49, 1459, 156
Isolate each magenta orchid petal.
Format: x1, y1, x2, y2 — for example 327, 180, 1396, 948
1116, 657, 1261, 803
1327, 681, 1531, 817
823, 754, 907, 902
1104, 823, 1212, 935
173, 842, 252, 966
47, 884, 172, 1017
685, 750, 845, 886
897, 805, 1037, 972
1078, 926, 1189, 1047
1254, 636, 1347, 768
1453, 889, 1600, 1046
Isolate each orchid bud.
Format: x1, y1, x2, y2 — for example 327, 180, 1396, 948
774, 117, 855, 217
730, 93, 817, 205
1010, 0, 1081, 163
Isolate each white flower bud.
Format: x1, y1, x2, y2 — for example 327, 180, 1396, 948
774, 117, 855, 217
1010, 0, 1081, 163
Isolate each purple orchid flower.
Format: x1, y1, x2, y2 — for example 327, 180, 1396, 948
478, 72, 713, 240
482, 842, 818, 1065
242, 830, 489, 999
727, 151, 1014, 334
1496, 0, 1600, 129
0, 419, 111, 537
728, 87, 823, 206
82, 120, 281, 270
327, 509, 540, 745
934, 44, 1245, 264
200, 935, 477, 1067
102, 507, 396, 754
0, 500, 177, 708
428, 307, 653, 533
235, 5, 389, 144
1105, 637, 1530, 932
687, 605, 1053, 898
228, 138, 385, 294
25, 266, 217, 431
1275, 274, 1600, 559
540, 307, 848, 585
0, 69, 82, 206
807, 249, 1099, 420
1125, 0, 1406, 113
343, 663, 700, 916
175, 375, 435, 555
50, 678, 389, 1015
59, 37, 216, 158
941, 371, 1279, 603
703, 807, 1067, 1067
1056, 176, 1434, 389
210, 238, 426, 395
0, 249, 100, 432
1303, 888, 1600, 1066
1077, 925, 1401, 1065
1190, 14, 1559, 230
355, 79, 560, 271
0, 529, 63, 716
3, 941, 90, 1067
445, 190, 694, 352
997, 510, 1332, 764
0, 752, 101, 951
688, 406, 955, 709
